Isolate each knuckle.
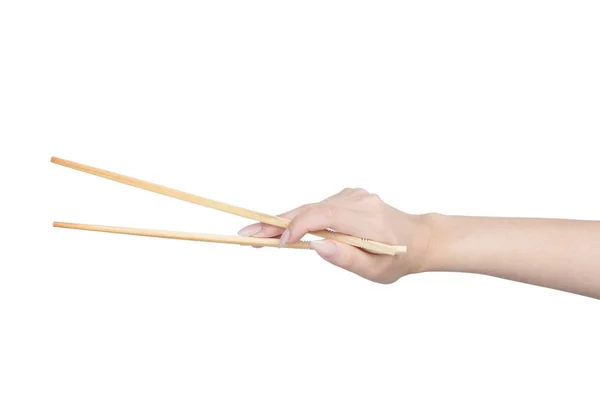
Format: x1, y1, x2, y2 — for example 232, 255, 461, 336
339, 252, 356, 271
367, 262, 393, 283
364, 193, 382, 205
369, 193, 381, 201
377, 277, 396, 285
366, 267, 384, 282
341, 187, 368, 196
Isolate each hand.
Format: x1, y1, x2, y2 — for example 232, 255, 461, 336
237, 188, 433, 283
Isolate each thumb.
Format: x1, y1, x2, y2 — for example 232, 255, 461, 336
310, 240, 380, 280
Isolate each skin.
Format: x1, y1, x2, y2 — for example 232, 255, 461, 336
238, 188, 600, 299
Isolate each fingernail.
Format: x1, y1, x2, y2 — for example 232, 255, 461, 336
279, 229, 290, 248
237, 224, 262, 237
310, 240, 337, 257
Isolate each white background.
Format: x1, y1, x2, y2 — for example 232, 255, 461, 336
1, 1, 599, 398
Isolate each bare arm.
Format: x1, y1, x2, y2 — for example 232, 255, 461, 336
237, 188, 600, 299
424, 215, 600, 299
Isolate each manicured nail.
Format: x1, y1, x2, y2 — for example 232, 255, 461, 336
310, 240, 337, 257
279, 229, 290, 248
237, 223, 262, 237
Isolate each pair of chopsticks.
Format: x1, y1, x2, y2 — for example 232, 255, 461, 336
51, 157, 407, 255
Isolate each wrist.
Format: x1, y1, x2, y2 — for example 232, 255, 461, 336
408, 212, 448, 274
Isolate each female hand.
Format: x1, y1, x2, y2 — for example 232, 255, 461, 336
237, 188, 433, 283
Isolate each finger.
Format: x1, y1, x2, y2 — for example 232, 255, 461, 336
237, 204, 313, 238
237, 223, 263, 237
236, 223, 282, 248
251, 224, 284, 238
310, 240, 381, 280
282, 204, 360, 244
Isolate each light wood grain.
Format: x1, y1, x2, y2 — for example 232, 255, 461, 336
51, 157, 407, 255
53, 222, 312, 249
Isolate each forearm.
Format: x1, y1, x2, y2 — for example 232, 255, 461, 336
421, 214, 600, 299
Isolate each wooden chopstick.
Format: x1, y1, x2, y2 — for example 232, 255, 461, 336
51, 157, 407, 255
53, 222, 312, 249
